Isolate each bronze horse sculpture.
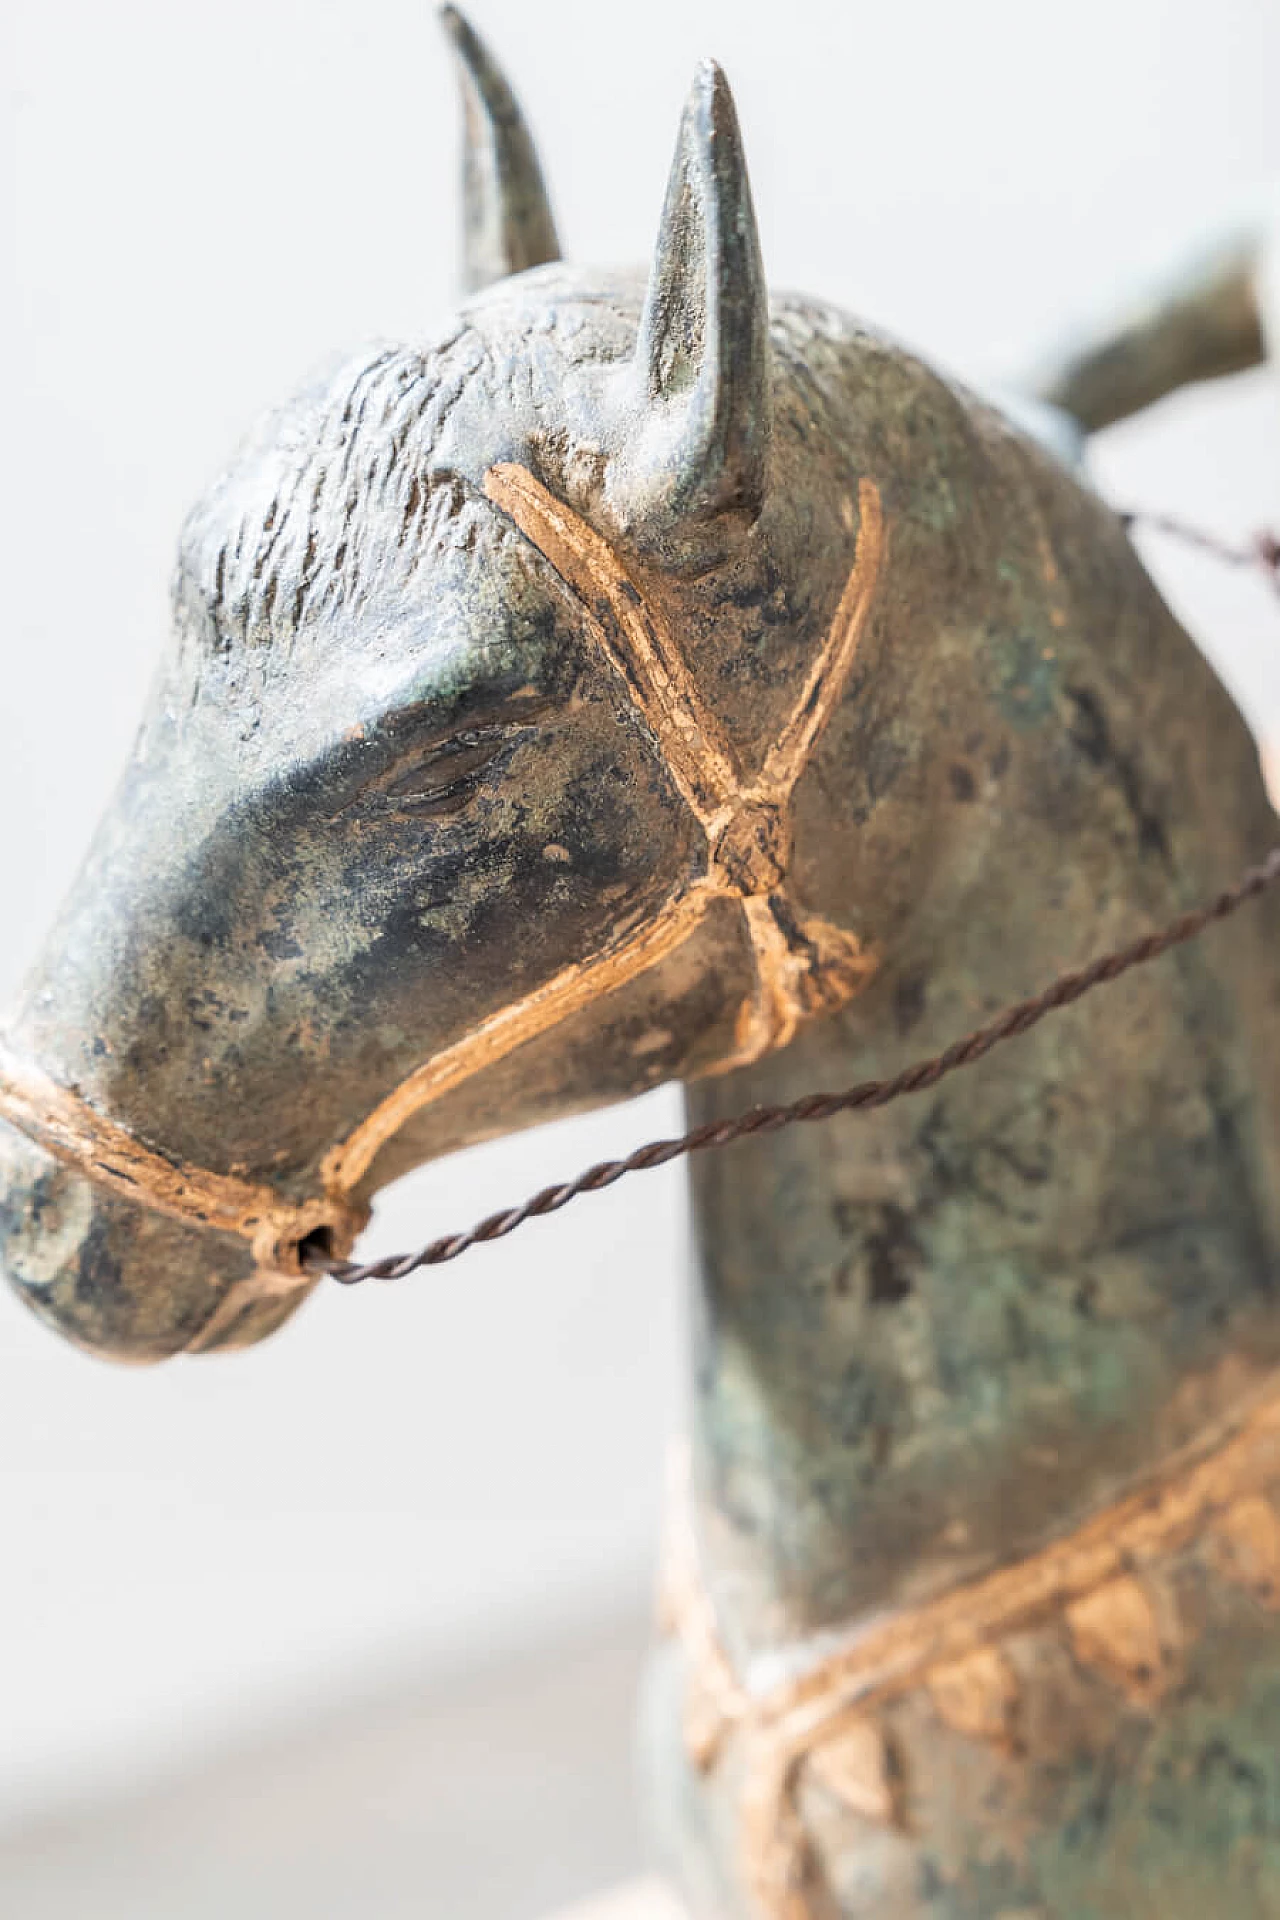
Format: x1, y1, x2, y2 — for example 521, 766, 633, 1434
2, 12, 1280, 1916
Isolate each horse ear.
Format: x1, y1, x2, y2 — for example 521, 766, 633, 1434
609, 61, 771, 545
440, 7, 562, 295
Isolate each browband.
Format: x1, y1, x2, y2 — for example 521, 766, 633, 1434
0, 467, 885, 1292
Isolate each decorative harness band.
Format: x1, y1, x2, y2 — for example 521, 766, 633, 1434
0, 467, 886, 1306
660, 1373, 1280, 1919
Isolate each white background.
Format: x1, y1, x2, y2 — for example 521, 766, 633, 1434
2, 0, 1278, 1848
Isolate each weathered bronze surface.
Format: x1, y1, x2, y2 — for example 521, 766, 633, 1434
2, 13, 1279, 1914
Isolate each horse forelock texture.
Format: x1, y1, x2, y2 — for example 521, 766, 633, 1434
174, 329, 490, 658
170, 276, 890, 680
171, 277, 640, 663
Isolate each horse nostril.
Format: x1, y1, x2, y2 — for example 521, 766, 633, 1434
297, 1227, 337, 1273
0, 1126, 307, 1361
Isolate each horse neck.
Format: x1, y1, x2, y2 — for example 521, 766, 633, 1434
679, 440, 1280, 1667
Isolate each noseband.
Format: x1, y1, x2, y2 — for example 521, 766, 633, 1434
0, 467, 885, 1316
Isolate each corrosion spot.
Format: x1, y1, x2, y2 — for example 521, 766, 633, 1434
948, 763, 977, 803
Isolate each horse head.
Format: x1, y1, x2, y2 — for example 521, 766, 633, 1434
0, 15, 894, 1360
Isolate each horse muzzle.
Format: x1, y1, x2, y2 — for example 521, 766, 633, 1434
0, 1124, 310, 1362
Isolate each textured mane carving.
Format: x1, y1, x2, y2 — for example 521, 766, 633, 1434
175, 331, 493, 653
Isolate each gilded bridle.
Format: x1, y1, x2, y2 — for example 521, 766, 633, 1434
0, 466, 887, 1321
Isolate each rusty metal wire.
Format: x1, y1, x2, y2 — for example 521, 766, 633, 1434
306, 511, 1280, 1288
310, 845, 1280, 1284
1120, 510, 1280, 594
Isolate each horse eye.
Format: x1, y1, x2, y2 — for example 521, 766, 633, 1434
365, 723, 523, 819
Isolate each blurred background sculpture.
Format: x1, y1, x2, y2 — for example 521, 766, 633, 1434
1, 10, 1279, 1916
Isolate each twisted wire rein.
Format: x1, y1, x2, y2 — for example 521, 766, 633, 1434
1119, 510, 1280, 592
312, 844, 1280, 1284
308, 512, 1280, 1288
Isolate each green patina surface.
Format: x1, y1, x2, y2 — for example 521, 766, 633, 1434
1, 11, 1278, 1914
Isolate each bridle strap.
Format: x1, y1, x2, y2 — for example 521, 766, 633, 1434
0, 1038, 368, 1272
0, 468, 886, 1280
